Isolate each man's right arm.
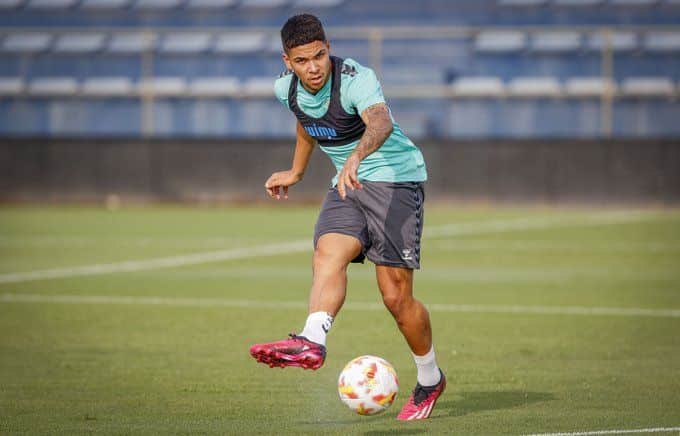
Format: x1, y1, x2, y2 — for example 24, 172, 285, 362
265, 121, 316, 200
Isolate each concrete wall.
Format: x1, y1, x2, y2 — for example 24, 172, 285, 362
0, 138, 678, 204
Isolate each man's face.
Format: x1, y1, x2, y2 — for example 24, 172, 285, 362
283, 40, 332, 94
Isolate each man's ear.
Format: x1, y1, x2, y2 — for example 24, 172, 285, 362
282, 52, 292, 71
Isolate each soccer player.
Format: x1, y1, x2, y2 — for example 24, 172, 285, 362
249, 14, 445, 421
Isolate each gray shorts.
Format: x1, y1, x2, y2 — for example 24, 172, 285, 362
313, 181, 425, 269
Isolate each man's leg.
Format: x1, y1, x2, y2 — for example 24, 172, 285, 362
249, 232, 361, 370
375, 265, 432, 357
376, 265, 445, 420
298, 233, 362, 345
308, 233, 363, 316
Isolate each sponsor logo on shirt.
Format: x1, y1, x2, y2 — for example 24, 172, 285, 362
304, 123, 338, 140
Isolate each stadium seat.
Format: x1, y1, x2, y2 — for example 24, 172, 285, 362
1, 33, 52, 53
553, 0, 604, 5
507, 77, 562, 97
242, 77, 275, 97
586, 31, 638, 51
80, 0, 131, 9
137, 77, 187, 96
159, 33, 213, 54
53, 33, 107, 54
564, 77, 617, 96
0, 77, 24, 95
214, 32, 268, 53
292, 0, 344, 6
498, 0, 548, 5
621, 77, 675, 97
26, 0, 77, 7
81, 77, 134, 96
610, 0, 658, 4
0, 0, 24, 8
240, 0, 289, 7
643, 31, 680, 51
2, 33, 52, 53
531, 31, 582, 52
189, 77, 240, 97
134, 0, 182, 9
28, 77, 78, 96
475, 31, 526, 52
185, 0, 236, 8
452, 77, 505, 97
108, 33, 156, 53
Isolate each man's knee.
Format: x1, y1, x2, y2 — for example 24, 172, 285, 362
377, 267, 414, 317
314, 233, 361, 272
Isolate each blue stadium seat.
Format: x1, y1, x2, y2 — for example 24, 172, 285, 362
53, 33, 107, 53
0, 0, 24, 8
292, 0, 344, 6
159, 33, 213, 54
26, 0, 77, 8
137, 77, 187, 96
564, 77, 617, 97
134, 0, 182, 9
475, 31, 527, 52
0, 77, 24, 95
80, 0, 131, 9
586, 31, 638, 51
242, 77, 275, 97
1, 33, 52, 53
108, 33, 156, 53
610, 0, 658, 5
185, 0, 236, 8
531, 31, 582, 52
507, 77, 562, 97
621, 77, 675, 97
553, 0, 604, 5
189, 77, 240, 97
214, 32, 268, 53
28, 77, 78, 96
81, 77, 134, 96
240, 0, 289, 7
498, 0, 548, 5
452, 77, 505, 97
644, 31, 680, 51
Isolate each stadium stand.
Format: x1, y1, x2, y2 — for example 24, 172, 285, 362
0, 0, 678, 137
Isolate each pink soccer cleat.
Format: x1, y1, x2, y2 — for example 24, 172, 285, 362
249, 334, 326, 370
396, 370, 446, 421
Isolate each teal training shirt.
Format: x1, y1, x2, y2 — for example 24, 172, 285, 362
274, 58, 427, 185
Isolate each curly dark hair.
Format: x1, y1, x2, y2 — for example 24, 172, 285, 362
280, 14, 327, 52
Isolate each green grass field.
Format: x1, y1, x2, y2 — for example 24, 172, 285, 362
1, 205, 679, 435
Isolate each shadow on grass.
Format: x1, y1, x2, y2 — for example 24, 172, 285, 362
438, 390, 555, 418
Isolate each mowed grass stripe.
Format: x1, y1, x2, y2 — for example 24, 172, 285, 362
2, 293, 679, 318
0, 211, 657, 285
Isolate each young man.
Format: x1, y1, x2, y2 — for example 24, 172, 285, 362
249, 14, 445, 421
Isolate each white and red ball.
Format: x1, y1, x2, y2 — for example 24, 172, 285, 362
337, 355, 399, 415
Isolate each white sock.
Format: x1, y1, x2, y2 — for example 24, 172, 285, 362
299, 311, 333, 346
413, 345, 441, 387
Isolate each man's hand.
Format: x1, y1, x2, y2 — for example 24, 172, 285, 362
336, 102, 393, 200
265, 170, 302, 200
337, 155, 362, 200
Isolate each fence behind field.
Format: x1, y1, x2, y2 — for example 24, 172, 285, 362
1, 138, 678, 204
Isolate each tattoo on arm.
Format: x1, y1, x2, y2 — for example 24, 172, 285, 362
351, 103, 394, 161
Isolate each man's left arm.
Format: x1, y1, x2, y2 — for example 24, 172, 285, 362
336, 102, 393, 199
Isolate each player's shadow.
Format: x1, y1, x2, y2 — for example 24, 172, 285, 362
438, 390, 555, 418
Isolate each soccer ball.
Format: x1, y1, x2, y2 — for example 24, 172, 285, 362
337, 355, 399, 415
